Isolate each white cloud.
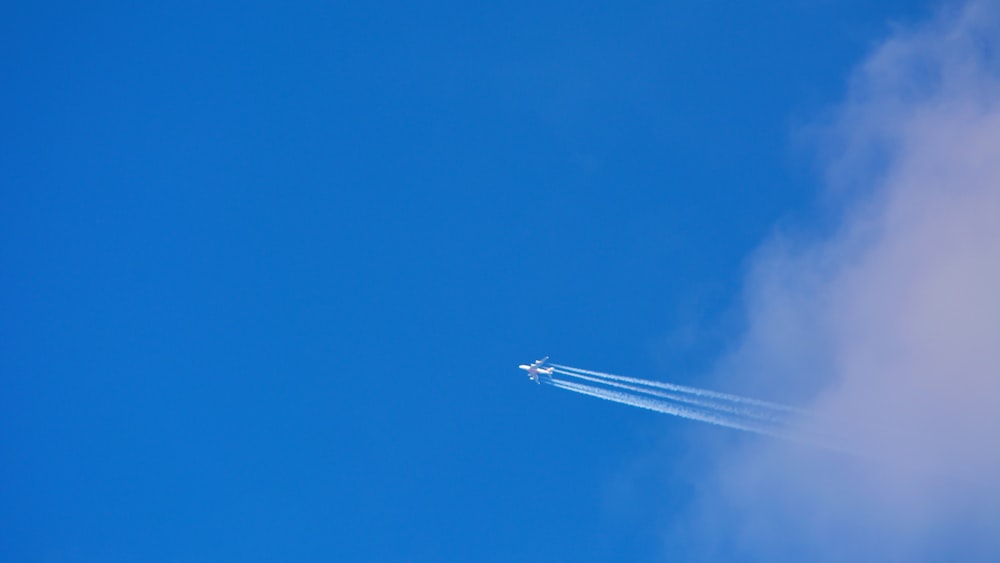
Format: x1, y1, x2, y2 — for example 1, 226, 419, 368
670, 2, 1000, 560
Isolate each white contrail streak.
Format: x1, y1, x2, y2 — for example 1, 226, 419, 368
546, 375, 852, 453
550, 368, 793, 423
551, 363, 805, 414
545, 378, 786, 438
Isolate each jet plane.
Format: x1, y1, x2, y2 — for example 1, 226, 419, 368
518, 356, 553, 384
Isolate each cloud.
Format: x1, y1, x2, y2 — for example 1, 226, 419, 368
668, 2, 1000, 560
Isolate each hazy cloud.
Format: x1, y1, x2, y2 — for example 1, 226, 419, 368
670, 2, 1000, 560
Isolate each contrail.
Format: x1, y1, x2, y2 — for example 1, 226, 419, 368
550, 368, 792, 423
545, 369, 852, 453
545, 378, 789, 438
551, 363, 805, 415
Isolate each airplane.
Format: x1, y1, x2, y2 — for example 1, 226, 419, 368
518, 356, 553, 384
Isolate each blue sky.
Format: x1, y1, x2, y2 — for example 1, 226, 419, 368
3, 2, 973, 561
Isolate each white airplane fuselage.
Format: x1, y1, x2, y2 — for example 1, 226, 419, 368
519, 360, 553, 383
